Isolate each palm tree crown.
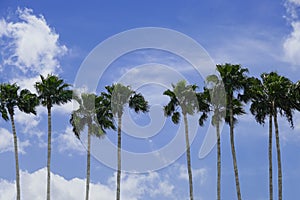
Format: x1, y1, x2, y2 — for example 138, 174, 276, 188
35, 74, 72, 109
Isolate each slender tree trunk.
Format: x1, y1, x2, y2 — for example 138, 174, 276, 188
85, 122, 91, 200
216, 121, 221, 200
268, 114, 273, 200
229, 98, 242, 200
47, 106, 52, 200
116, 115, 122, 200
183, 114, 194, 200
10, 112, 20, 200
274, 112, 282, 200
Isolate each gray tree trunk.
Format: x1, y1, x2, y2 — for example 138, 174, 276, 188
216, 121, 221, 200
85, 122, 91, 200
10, 112, 20, 200
269, 114, 273, 200
47, 107, 52, 200
183, 114, 194, 200
116, 115, 122, 200
274, 112, 282, 200
229, 98, 242, 200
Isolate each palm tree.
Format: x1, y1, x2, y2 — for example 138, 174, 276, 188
248, 76, 273, 200
0, 83, 39, 200
204, 75, 226, 200
35, 74, 72, 200
216, 63, 249, 200
163, 80, 209, 200
249, 72, 295, 200
102, 83, 149, 200
70, 92, 115, 200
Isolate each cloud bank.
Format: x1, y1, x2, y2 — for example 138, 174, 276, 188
0, 168, 176, 200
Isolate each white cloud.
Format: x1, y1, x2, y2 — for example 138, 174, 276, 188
108, 171, 175, 200
0, 7, 69, 117
52, 100, 78, 115
0, 168, 175, 200
14, 109, 41, 135
55, 126, 85, 155
283, 21, 300, 65
283, 0, 300, 66
177, 164, 207, 185
0, 128, 30, 154
0, 7, 67, 75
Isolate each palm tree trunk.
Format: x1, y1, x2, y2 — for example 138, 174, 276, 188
10, 112, 20, 200
229, 99, 242, 200
85, 122, 91, 200
116, 115, 122, 200
216, 121, 221, 200
183, 114, 194, 200
274, 112, 282, 200
268, 114, 273, 200
47, 106, 52, 200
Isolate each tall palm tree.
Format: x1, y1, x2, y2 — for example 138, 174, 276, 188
70, 93, 115, 200
163, 80, 209, 200
35, 74, 72, 200
0, 83, 38, 200
102, 83, 149, 200
248, 76, 273, 200
249, 72, 295, 200
204, 75, 226, 200
216, 63, 249, 200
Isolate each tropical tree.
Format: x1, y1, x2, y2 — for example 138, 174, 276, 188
216, 63, 249, 200
163, 80, 209, 200
0, 83, 39, 200
70, 92, 115, 200
35, 74, 72, 200
249, 72, 296, 200
101, 83, 149, 200
204, 75, 226, 200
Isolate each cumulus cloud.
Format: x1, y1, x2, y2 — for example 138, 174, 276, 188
283, 21, 300, 65
0, 168, 175, 200
0, 7, 67, 75
0, 8, 70, 115
0, 128, 30, 154
283, 0, 300, 66
55, 126, 85, 155
108, 171, 175, 200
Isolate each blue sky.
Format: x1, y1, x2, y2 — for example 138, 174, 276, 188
1, 0, 300, 199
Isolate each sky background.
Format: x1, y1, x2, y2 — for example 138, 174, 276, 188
1, 0, 300, 199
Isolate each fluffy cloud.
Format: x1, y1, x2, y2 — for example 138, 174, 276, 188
283, 21, 300, 65
0, 168, 175, 200
55, 126, 85, 155
0, 7, 67, 75
0, 128, 30, 154
177, 164, 207, 185
283, 0, 300, 66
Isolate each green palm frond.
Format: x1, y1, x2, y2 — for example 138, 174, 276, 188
35, 74, 72, 108
163, 80, 209, 125
70, 92, 115, 139
0, 83, 38, 120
